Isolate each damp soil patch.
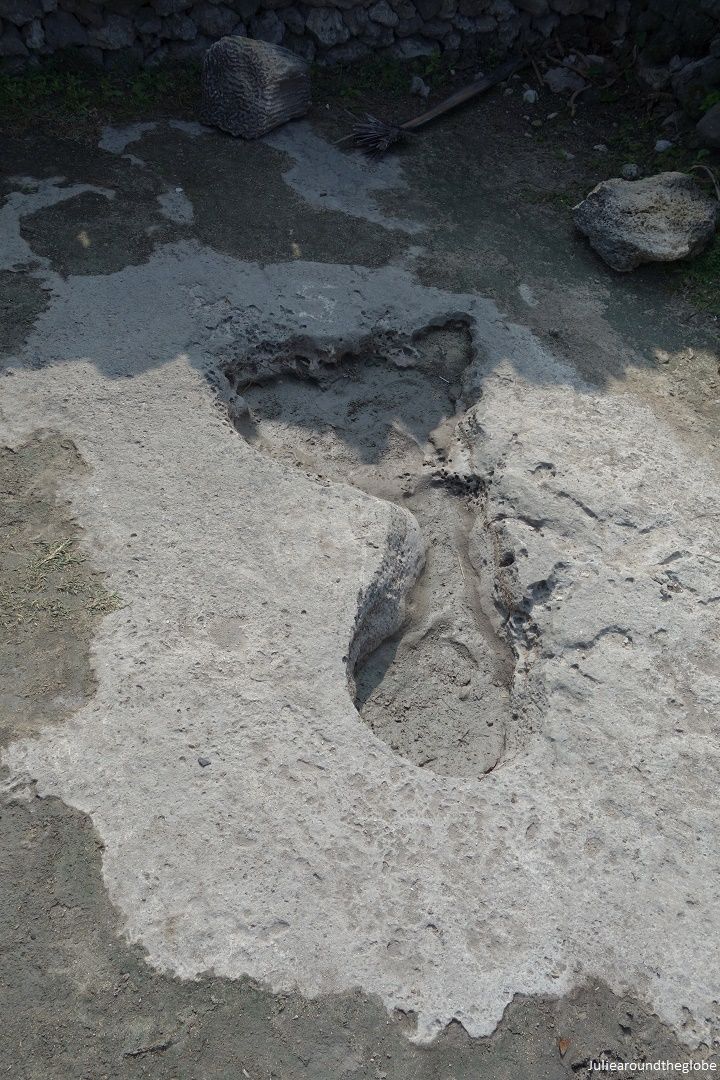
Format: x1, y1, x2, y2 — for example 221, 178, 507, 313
18, 187, 183, 278
128, 121, 410, 268
0, 792, 702, 1080
0, 433, 121, 748
0, 269, 51, 358
221, 323, 515, 778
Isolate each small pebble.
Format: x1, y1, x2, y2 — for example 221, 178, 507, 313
621, 162, 640, 180
546, 111, 558, 120
522, 87, 538, 104
504, 87, 513, 96
410, 75, 430, 99
655, 138, 673, 152
198, 756, 211, 767
560, 149, 575, 160
593, 143, 608, 153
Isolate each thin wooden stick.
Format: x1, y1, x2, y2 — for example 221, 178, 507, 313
400, 57, 528, 133
350, 56, 529, 155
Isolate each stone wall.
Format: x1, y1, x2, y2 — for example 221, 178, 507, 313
0, 0, 630, 70
635, 1, 720, 118
0, 0, 718, 83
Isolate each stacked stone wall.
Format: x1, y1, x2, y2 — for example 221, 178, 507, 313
1, 0, 718, 130
0, 0, 634, 69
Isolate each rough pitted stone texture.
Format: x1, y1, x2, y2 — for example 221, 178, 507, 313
573, 172, 719, 272
392, 34, 437, 55
453, 12, 494, 31
364, 20, 393, 42
672, 55, 720, 109
0, 0, 42, 25
232, 0, 260, 16
2, 159, 720, 1052
22, 16, 44, 45
88, 13, 134, 48
420, 16, 451, 37
135, 6, 161, 33
0, 21, 27, 50
324, 37, 366, 60
369, 0, 398, 25
282, 4, 304, 34
153, 0, 193, 14
0, 0, 717, 94
43, 7, 85, 46
193, 0, 238, 36
306, 5, 348, 44
62, 0, 103, 25
251, 9, 284, 42
415, 0, 441, 17
550, 0, 586, 12
201, 34, 310, 138
160, 12, 197, 38
395, 14, 420, 34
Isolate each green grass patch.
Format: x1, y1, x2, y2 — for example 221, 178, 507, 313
604, 114, 719, 181
0, 62, 200, 130
312, 51, 453, 108
700, 89, 720, 113
0, 536, 122, 628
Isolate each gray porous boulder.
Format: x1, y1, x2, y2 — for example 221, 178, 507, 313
573, 171, 719, 272
201, 35, 310, 139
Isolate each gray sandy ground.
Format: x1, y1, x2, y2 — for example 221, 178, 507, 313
0, 795, 699, 1079
1, 105, 719, 1077
0, 444, 705, 1076
239, 324, 513, 777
